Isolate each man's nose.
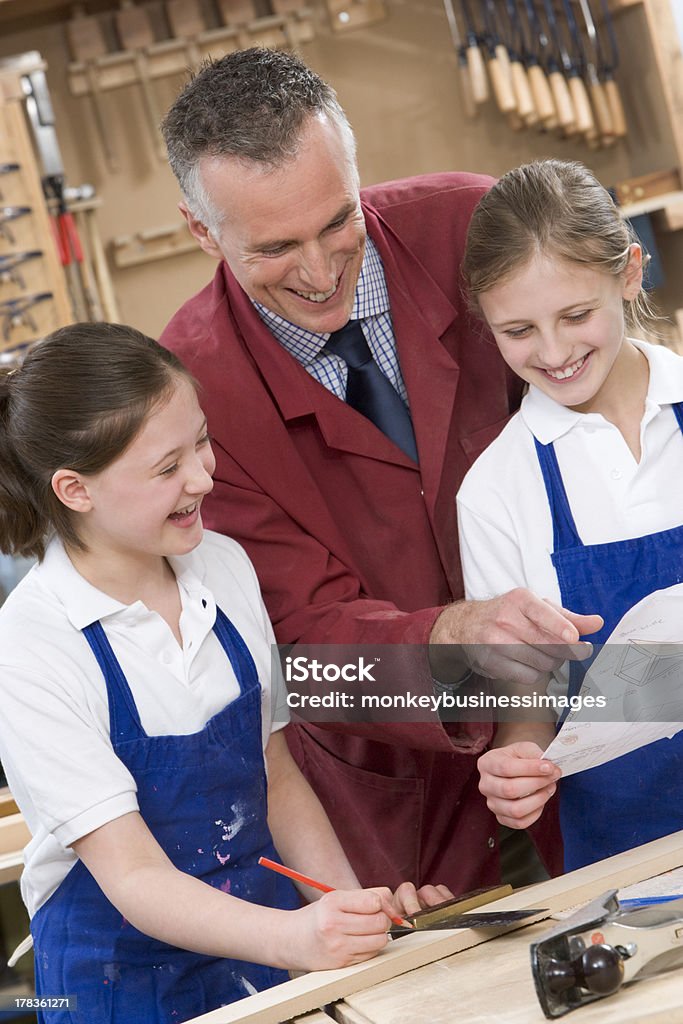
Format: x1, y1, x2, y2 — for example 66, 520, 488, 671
297, 244, 335, 292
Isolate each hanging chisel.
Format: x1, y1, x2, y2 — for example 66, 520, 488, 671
597, 0, 627, 137
0, 251, 43, 291
519, 0, 557, 126
480, 0, 516, 114
560, 0, 597, 139
443, 0, 477, 118
0, 206, 31, 246
539, 0, 576, 132
503, 0, 537, 125
114, 1, 167, 162
0, 292, 52, 343
576, 0, 615, 143
66, 9, 119, 173
458, 0, 489, 104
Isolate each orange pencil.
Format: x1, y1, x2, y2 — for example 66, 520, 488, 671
258, 856, 414, 928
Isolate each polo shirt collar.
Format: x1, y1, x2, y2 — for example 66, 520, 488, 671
253, 235, 389, 366
521, 338, 683, 444
37, 537, 211, 631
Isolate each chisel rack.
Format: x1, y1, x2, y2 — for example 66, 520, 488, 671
65, 1, 316, 169
0, 57, 71, 363
442, 0, 633, 149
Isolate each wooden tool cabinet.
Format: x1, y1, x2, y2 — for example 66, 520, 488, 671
0, 56, 71, 361
184, 831, 683, 1024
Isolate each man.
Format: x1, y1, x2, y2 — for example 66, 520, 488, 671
160, 48, 600, 893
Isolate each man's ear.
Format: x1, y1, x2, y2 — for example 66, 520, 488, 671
179, 203, 223, 261
622, 243, 644, 300
51, 470, 93, 514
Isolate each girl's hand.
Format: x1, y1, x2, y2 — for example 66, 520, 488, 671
477, 742, 561, 829
287, 888, 393, 970
391, 881, 454, 917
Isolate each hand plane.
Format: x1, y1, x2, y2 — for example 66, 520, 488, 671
530, 890, 683, 1018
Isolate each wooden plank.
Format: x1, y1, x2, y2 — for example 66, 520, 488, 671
332, 1006, 375, 1024
291, 1014, 335, 1024
0, 849, 22, 886
0, 814, 30, 857
0, 789, 18, 818
653, 201, 683, 232
344, 914, 683, 1023
181, 831, 683, 1024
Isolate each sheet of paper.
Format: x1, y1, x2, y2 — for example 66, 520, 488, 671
542, 583, 683, 777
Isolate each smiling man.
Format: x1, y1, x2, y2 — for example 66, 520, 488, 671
159, 49, 599, 894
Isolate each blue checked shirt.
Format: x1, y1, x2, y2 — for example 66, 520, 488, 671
254, 237, 409, 404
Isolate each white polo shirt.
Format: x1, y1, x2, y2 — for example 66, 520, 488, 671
457, 339, 683, 606
0, 530, 288, 918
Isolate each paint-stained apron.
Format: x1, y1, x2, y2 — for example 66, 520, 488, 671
534, 403, 683, 871
30, 605, 298, 1023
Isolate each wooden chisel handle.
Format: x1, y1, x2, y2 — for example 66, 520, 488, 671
467, 41, 489, 103
527, 64, 556, 124
589, 78, 616, 142
548, 70, 576, 130
510, 61, 537, 124
488, 55, 516, 113
568, 74, 595, 135
604, 78, 627, 137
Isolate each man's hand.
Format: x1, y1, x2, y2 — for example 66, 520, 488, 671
429, 589, 603, 685
477, 741, 561, 829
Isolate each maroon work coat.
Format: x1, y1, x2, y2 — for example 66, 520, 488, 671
161, 172, 561, 891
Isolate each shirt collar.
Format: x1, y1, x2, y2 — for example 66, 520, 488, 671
253, 236, 389, 366
36, 536, 211, 631
521, 338, 683, 444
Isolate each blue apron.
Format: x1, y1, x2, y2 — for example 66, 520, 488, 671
31, 605, 298, 1023
534, 401, 683, 871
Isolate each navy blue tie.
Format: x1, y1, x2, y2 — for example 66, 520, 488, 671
326, 320, 418, 463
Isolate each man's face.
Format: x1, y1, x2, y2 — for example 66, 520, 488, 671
185, 115, 367, 335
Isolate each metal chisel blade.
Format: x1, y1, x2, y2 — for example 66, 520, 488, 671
391, 907, 547, 937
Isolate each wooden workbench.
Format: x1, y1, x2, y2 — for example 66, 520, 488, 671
184, 831, 683, 1024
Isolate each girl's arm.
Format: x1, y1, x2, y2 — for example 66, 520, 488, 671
72, 804, 391, 972
477, 720, 560, 830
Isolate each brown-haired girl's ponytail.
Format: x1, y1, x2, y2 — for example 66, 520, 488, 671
0, 370, 47, 559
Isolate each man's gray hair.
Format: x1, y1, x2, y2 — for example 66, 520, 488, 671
161, 48, 357, 232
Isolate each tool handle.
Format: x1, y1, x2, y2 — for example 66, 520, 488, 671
590, 79, 616, 141
50, 217, 69, 265
488, 55, 516, 113
527, 64, 556, 124
548, 71, 576, 130
604, 78, 627, 137
63, 213, 84, 263
568, 74, 595, 135
510, 60, 537, 124
466, 40, 489, 103
458, 56, 478, 118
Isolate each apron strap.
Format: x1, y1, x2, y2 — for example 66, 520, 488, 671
81, 604, 261, 743
533, 436, 582, 551
672, 401, 683, 434
82, 621, 146, 742
212, 605, 260, 697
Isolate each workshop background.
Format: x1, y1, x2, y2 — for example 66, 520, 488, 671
0, 0, 682, 1019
